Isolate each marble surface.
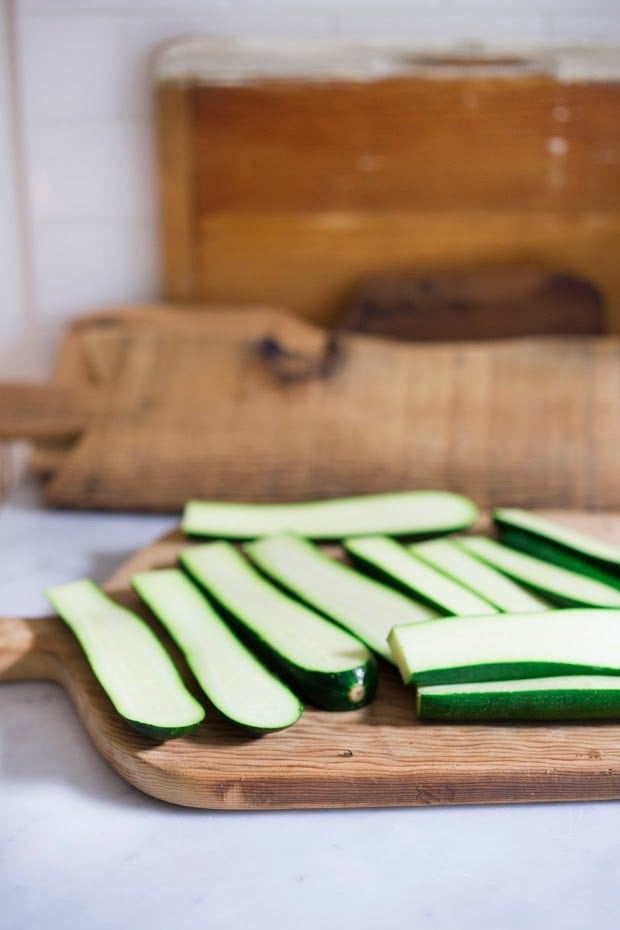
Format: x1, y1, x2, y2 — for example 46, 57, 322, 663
2, 475, 620, 930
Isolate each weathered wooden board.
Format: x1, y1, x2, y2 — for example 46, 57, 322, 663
155, 40, 620, 328
1, 307, 619, 510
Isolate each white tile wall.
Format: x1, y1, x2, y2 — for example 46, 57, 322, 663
0, 2, 31, 374
1, 0, 619, 374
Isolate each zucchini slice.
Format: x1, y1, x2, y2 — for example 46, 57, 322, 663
245, 533, 436, 662
460, 536, 620, 609
389, 608, 620, 687
412, 538, 550, 613
182, 490, 477, 541
417, 675, 620, 722
132, 569, 302, 732
46, 579, 205, 740
344, 535, 498, 616
180, 542, 377, 710
494, 508, 620, 591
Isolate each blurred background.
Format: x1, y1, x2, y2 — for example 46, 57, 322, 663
2, 0, 620, 373
0, 0, 619, 507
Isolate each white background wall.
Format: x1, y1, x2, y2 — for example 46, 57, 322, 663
1, 0, 619, 375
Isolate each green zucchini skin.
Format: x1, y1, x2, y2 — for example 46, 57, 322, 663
343, 535, 498, 616
417, 676, 620, 722
182, 490, 477, 541
120, 719, 201, 742
46, 579, 205, 741
180, 543, 377, 711
460, 536, 620, 609
193, 597, 376, 712
494, 512, 620, 592
132, 569, 303, 734
389, 608, 620, 688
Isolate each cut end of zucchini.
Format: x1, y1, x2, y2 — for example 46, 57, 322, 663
348, 682, 367, 704
46, 579, 205, 740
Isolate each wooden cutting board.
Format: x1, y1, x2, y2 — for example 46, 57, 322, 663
3, 511, 620, 810
2, 305, 620, 511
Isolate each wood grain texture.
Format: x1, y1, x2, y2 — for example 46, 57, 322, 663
192, 211, 620, 325
29, 308, 620, 511
156, 48, 620, 328
3, 512, 620, 809
4, 305, 620, 510
188, 78, 620, 213
0, 383, 94, 440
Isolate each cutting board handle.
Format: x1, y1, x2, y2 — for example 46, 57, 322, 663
0, 615, 65, 682
0, 382, 92, 440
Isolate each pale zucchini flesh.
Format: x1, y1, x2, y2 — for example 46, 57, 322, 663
494, 508, 620, 591
344, 535, 499, 616
245, 533, 436, 662
46, 579, 205, 740
132, 569, 302, 732
389, 608, 620, 687
417, 675, 620, 722
180, 541, 377, 710
412, 538, 550, 613
182, 490, 477, 541
460, 536, 620, 609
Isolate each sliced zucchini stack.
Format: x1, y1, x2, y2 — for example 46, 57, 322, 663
389, 608, 620, 688
46, 579, 205, 740
180, 542, 377, 710
182, 490, 477, 541
460, 536, 620, 609
245, 533, 436, 662
494, 507, 620, 591
343, 535, 498, 616
411, 538, 550, 613
132, 569, 302, 732
417, 675, 620, 722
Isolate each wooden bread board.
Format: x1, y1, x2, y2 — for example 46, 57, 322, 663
1, 305, 620, 511
3, 510, 620, 810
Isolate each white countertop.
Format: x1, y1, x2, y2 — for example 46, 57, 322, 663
2, 474, 620, 930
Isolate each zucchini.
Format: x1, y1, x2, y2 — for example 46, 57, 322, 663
344, 535, 499, 616
245, 533, 436, 662
460, 536, 620, 609
494, 508, 620, 591
46, 579, 205, 740
182, 490, 477, 541
180, 541, 377, 710
417, 675, 620, 722
411, 538, 550, 613
389, 607, 620, 687
132, 569, 302, 732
